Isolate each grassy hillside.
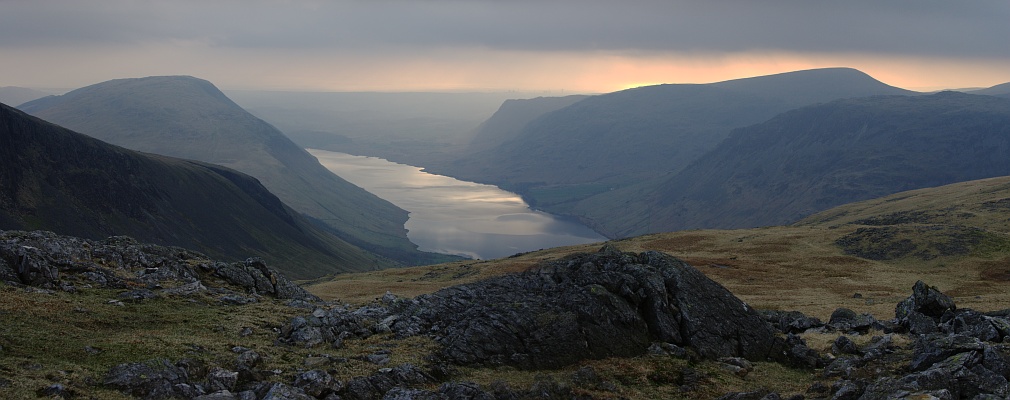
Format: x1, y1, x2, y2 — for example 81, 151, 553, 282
6, 176, 1010, 399
0, 103, 386, 279
309, 175, 1010, 319
19, 76, 453, 266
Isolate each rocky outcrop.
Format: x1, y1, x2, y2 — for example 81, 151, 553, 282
391, 245, 800, 368
281, 245, 814, 372
0, 230, 319, 302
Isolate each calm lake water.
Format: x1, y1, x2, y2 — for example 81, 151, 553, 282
309, 149, 606, 259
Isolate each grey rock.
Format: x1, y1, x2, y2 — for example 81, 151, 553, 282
207, 368, 239, 392
293, 369, 340, 398
390, 246, 787, 369
235, 349, 262, 371
831, 335, 860, 355
260, 382, 314, 400
104, 358, 190, 399
194, 390, 239, 400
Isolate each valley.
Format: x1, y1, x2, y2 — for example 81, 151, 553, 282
5, 67, 1010, 399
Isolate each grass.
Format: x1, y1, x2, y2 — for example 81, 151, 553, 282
8, 176, 1010, 398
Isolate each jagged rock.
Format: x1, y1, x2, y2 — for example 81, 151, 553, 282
827, 307, 877, 333
387, 246, 789, 369
896, 280, 956, 334
235, 349, 262, 371
104, 358, 191, 399
0, 230, 317, 302
941, 309, 1007, 342
830, 379, 866, 400
824, 355, 860, 379
437, 382, 494, 399
193, 390, 239, 400
776, 334, 825, 369
207, 368, 239, 393
259, 382, 314, 400
341, 364, 435, 400
293, 369, 341, 398
831, 335, 860, 355
761, 310, 824, 334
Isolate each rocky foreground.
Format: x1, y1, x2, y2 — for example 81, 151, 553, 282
3, 230, 1010, 399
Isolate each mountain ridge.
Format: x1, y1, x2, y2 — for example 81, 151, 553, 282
427, 67, 917, 214
0, 102, 387, 278
596, 91, 1010, 237
19, 76, 454, 265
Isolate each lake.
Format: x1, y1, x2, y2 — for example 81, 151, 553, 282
308, 149, 606, 259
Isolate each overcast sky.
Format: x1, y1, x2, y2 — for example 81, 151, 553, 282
3, 0, 1009, 92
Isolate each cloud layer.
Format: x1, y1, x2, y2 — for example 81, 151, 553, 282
3, 0, 1009, 91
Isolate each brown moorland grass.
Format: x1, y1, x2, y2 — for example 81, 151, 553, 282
308, 176, 1010, 321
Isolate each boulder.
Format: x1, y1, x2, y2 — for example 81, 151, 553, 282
896, 280, 956, 334
390, 246, 792, 369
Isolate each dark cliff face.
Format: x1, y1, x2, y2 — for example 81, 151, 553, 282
0, 102, 384, 279
18, 76, 438, 266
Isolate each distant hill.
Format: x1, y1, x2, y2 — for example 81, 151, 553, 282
0, 86, 51, 106
463, 95, 589, 153
19, 76, 453, 265
227, 90, 539, 168
594, 91, 1010, 237
969, 82, 1010, 97
430, 68, 915, 210
0, 103, 390, 279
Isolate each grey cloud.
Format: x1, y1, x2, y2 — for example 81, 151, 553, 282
2, 0, 1008, 58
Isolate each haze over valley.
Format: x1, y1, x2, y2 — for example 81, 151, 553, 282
5, 1, 1010, 398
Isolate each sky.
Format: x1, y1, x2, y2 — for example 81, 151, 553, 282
3, 0, 1010, 93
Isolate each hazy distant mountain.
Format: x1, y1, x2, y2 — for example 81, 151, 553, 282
0, 86, 51, 106
227, 90, 542, 167
594, 92, 1010, 237
20, 76, 450, 265
464, 95, 589, 153
0, 103, 388, 279
432, 68, 915, 211
969, 82, 1010, 97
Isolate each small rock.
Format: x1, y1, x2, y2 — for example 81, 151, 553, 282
718, 357, 754, 377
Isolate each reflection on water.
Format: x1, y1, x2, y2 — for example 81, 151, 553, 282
309, 149, 606, 259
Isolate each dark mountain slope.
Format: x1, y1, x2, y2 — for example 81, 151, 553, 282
19, 76, 447, 265
0, 103, 390, 279
611, 92, 1010, 237
432, 68, 915, 210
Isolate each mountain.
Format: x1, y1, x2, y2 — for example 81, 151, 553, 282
0, 86, 51, 106
597, 91, 1010, 237
430, 68, 915, 211
19, 76, 452, 265
0, 102, 391, 279
463, 95, 589, 153
969, 82, 1010, 97
226, 90, 540, 168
